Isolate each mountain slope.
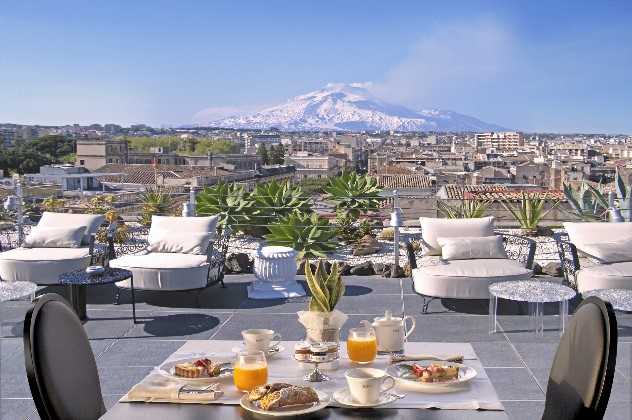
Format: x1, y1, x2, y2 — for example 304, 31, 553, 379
209, 83, 507, 132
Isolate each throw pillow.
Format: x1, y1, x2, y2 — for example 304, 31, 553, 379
23, 226, 87, 248
437, 236, 508, 260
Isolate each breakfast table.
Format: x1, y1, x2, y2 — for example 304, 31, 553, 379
100, 340, 508, 419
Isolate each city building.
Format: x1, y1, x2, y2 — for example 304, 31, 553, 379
475, 131, 524, 150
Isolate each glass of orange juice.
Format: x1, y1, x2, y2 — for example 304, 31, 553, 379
233, 351, 268, 391
347, 327, 377, 364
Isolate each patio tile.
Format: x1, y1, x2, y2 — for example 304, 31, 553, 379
0, 398, 36, 420
404, 295, 488, 316
211, 313, 305, 341
336, 293, 424, 315
408, 315, 506, 343
237, 296, 310, 314
484, 367, 544, 400
97, 339, 186, 366
497, 316, 567, 343
342, 276, 415, 295
605, 401, 632, 419
617, 341, 631, 377
82, 310, 137, 340
471, 342, 523, 368
103, 395, 125, 410
1, 371, 32, 398
121, 312, 230, 340
502, 401, 544, 420
98, 365, 153, 395
511, 342, 558, 370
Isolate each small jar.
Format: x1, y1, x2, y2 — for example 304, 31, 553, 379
309, 344, 329, 363
294, 342, 311, 361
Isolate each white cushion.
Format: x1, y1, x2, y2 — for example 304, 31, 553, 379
150, 215, 219, 235
147, 231, 211, 255
38, 212, 105, 245
576, 262, 632, 293
0, 247, 91, 284
578, 239, 632, 264
23, 226, 86, 248
110, 252, 211, 291
437, 236, 507, 260
412, 259, 532, 299
564, 222, 632, 254
419, 217, 495, 255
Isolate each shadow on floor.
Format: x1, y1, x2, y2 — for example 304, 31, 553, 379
134, 313, 221, 337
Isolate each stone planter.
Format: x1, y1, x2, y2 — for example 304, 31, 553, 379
247, 246, 306, 299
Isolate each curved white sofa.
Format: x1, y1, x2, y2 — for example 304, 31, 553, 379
110, 215, 220, 292
408, 217, 535, 311
561, 222, 632, 293
0, 212, 104, 285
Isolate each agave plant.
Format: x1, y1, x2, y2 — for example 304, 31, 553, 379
249, 180, 310, 235
139, 187, 174, 226
265, 211, 337, 259
437, 199, 490, 219
562, 182, 609, 221
196, 181, 252, 231
305, 259, 344, 312
501, 193, 559, 236
564, 168, 632, 222
324, 171, 383, 218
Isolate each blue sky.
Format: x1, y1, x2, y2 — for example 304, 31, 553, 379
1, 0, 631, 133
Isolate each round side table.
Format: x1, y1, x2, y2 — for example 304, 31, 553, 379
0, 281, 38, 302
489, 280, 576, 336
583, 289, 632, 312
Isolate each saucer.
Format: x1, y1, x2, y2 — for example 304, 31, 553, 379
231, 344, 285, 358
333, 388, 400, 408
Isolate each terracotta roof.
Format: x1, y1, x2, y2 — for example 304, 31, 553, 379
465, 190, 565, 201
95, 164, 233, 185
376, 174, 433, 189
442, 184, 509, 200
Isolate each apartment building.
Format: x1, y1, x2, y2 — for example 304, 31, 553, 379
475, 132, 524, 150
285, 152, 344, 180
76, 139, 129, 170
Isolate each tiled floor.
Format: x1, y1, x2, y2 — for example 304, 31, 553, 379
1, 274, 630, 420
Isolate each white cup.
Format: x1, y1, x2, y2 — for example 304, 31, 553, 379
241, 329, 281, 352
345, 368, 395, 405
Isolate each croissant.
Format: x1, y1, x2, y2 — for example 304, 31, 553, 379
249, 383, 293, 402
257, 385, 319, 410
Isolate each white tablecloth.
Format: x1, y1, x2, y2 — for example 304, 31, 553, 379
122, 340, 504, 411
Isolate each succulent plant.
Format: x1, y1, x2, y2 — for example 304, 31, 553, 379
265, 211, 337, 259
437, 199, 490, 219
305, 259, 344, 312
249, 180, 310, 236
139, 187, 175, 226
324, 171, 383, 218
501, 193, 559, 235
197, 181, 252, 231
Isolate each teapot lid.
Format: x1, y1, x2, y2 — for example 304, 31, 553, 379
373, 310, 402, 324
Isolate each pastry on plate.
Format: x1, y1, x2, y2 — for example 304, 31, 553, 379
248, 383, 319, 410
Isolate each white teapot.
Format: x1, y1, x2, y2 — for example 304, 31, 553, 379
371, 310, 416, 353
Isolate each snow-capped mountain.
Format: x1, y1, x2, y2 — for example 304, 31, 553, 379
208, 83, 507, 132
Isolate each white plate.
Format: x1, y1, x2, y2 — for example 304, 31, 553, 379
333, 388, 399, 408
386, 362, 477, 391
240, 389, 329, 417
231, 345, 285, 359
157, 355, 233, 383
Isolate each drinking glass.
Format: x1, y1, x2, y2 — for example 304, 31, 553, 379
233, 351, 268, 391
347, 327, 377, 364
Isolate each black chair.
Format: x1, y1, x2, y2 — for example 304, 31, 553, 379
24, 293, 106, 420
542, 296, 617, 420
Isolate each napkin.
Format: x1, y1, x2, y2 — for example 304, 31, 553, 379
121, 374, 224, 404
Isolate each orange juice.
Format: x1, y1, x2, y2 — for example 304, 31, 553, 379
233, 363, 268, 391
347, 336, 377, 363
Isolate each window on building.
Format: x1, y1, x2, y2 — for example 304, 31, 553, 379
80, 160, 85, 165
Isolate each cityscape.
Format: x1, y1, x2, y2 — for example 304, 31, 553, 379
1, 2, 632, 420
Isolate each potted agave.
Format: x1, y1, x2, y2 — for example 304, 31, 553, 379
297, 260, 348, 343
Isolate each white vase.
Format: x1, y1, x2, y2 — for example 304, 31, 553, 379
248, 246, 305, 299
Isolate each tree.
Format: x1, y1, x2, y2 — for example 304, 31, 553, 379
258, 144, 270, 165
30, 135, 75, 159
271, 143, 285, 164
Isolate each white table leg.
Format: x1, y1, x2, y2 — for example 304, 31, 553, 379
560, 299, 568, 335
488, 295, 498, 334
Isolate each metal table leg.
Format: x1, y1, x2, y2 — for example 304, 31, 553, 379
488, 294, 498, 334
130, 274, 137, 323
66, 284, 87, 321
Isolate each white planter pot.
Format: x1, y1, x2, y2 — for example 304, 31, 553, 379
248, 246, 305, 299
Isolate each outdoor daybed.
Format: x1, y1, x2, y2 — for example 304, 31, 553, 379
406, 216, 536, 313
556, 222, 632, 293
0, 212, 104, 284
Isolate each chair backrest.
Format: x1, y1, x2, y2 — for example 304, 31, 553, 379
563, 221, 632, 252
542, 297, 617, 420
24, 294, 105, 420
38, 212, 105, 246
418, 216, 495, 255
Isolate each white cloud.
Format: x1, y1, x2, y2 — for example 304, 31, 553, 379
371, 19, 515, 109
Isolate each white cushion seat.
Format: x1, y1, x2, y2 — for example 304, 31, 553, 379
0, 247, 91, 284
576, 262, 632, 293
110, 252, 210, 291
412, 259, 533, 299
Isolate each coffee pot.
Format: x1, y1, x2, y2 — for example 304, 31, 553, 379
371, 310, 416, 353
